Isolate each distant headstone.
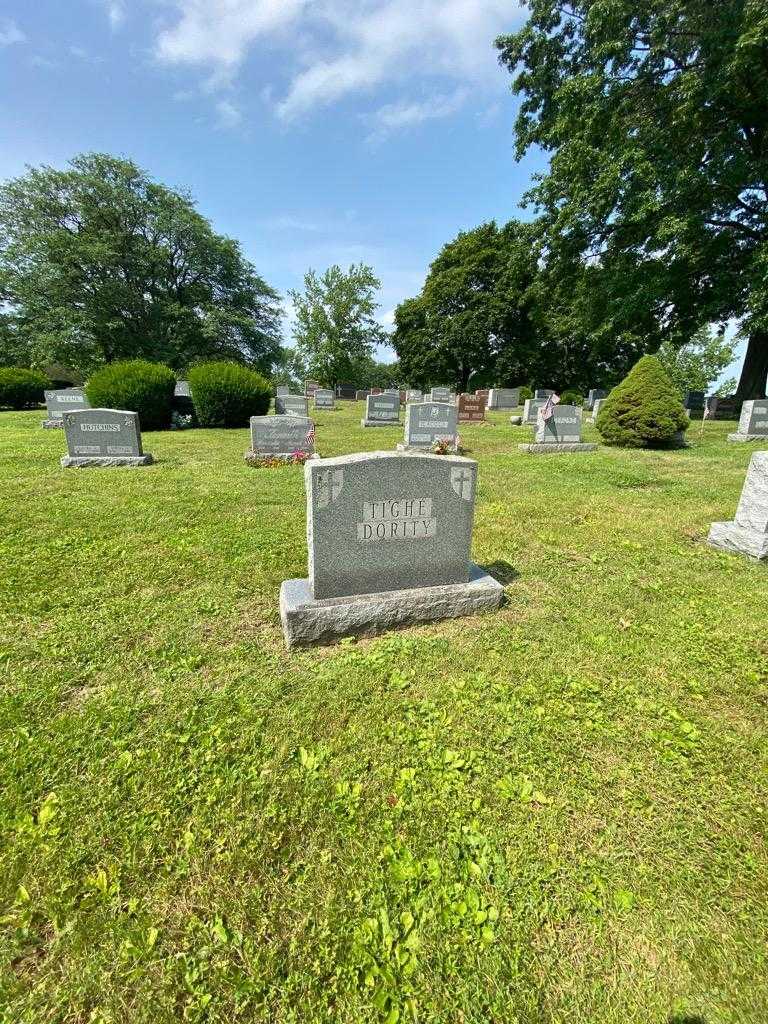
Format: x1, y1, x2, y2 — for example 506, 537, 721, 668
61, 409, 152, 467
314, 389, 336, 410
399, 390, 407, 405
277, 395, 309, 417
586, 388, 608, 410
535, 389, 555, 400
406, 389, 423, 403
276, 385, 290, 397
519, 405, 597, 454
458, 393, 485, 423
370, 387, 383, 396
399, 401, 459, 452
684, 390, 706, 411
279, 451, 504, 647
384, 388, 399, 394
304, 380, 320, 398
708, 451, 768, 560
590, 398, 607, 422
362, 393, 400, 427
522, 398, 546, 424
728, 400, 768, 442
475, 389, 489, 407
487, 388, 520, 410
174, 380, 191, 398
335, 384, 356, 400
430, 386, 452, 403
355, 390, 370, 401
246, 415, 317, 463
43, 387, 90, 429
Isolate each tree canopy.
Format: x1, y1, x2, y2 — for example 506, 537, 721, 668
496, 0, 768, 398
0, 153, 282, 375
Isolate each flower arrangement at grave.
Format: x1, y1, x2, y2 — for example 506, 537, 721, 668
244, 449, 312, 469
431, 435, 462, 455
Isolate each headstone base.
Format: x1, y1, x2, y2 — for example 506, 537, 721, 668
707, 521, 768, 560
60, 454, 154, 468
42, 419, 64, 429
361, 418, 398, 427
518, 443, 598, 455
244, 450, 319, 464
279, 563, 505, 649
727, 433, 768, 443
396, 442, 458, 454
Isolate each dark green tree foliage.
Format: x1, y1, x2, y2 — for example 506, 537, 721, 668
596, 355, 688, 447
497, 1, 768, 398
188, 362, 271, 428
0, 154, 282, 376
0, 367, 50, 409
86, 360, 176, 431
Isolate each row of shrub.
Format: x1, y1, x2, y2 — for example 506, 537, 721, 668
0, 368, 51, 409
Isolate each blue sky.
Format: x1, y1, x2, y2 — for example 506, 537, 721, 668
0, 1, 745, 382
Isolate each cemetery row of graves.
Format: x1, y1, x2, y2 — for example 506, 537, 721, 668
2, 388, 767, 1021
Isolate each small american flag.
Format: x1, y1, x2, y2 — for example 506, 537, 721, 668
703, 396, 718, 420
541, 393, 561, 421
305, 424, 316, 446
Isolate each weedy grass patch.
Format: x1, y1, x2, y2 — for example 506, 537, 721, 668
1, 404, 766, 1023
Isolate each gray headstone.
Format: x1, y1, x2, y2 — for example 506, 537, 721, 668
277, 394, 309, 417
355, 390, 370, 401
276, 385, 290, 397
457, 393, 485, 423
591, 398, 607, 421
61, 408, 151, 467
487, 388, 520, 410
174, 380, 191, 398
384, 388, 400, 395
522, 398, 546, 424
535, 389, 555, 400
734, 400, 768, 438
405, 389, 423, 403
306, 452, 479, 599
249, 415, 315, 458
535, 405, 583, 444
429, 386, 452, 403
363, 393, 400, 426
402, 401, 458, 450
314, 389, 335, 410
586, 388, 608, 410
43, 387, 90, 428
684, 390, 706, 411
708, 451, 768, 559
335, 384, 357, 400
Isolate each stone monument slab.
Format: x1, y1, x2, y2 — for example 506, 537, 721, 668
43, 387, 90, 429
362, 393, 400, 427
61, 409, 152, 467
246, 415, 317, 463
522, 398, 546, 424
519, 405, 597, 454
458, 393, 485, 423
429, 386, 452, 403
728, 400, 768, 442
398, 401, 459, 451
586, 388, 608, 410
487, 388, 520, 410
314, 389, 336, 410
708, 451, 768, 559
277, 395, 309, 417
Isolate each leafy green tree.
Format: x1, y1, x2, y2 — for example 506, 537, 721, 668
656, 327, 737, 396
497, 0, 768, 398
289, 264, 386, 388
0, 153, 282, 376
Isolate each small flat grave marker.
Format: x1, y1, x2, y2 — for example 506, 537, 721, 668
61, 409, 152, 467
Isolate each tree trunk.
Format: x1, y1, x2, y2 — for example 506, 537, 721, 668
735, 329, 768, 399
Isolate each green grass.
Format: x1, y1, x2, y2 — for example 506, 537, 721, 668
1, 404, 767, 1024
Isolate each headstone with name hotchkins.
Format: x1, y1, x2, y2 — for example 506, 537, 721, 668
246, 415, 317, 463
487, 387, 520, 410
398, 401, 459, 452
586, 388, 608, 410
362, 392, 400, 427
314, 389, 336, 410
279, 451, 504, 647
61, 409, 152, 468
728, 400, 768, 442
276, 394, 309, 417
708, 451, 768, 560
519, 405, 597, 454
43, 387, 90, 429
430, 386, 453, 403
458, 393, 485, 423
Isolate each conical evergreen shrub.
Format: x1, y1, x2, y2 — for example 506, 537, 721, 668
596, 355, 688, 448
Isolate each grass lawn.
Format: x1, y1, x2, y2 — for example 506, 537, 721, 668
1, 402, 767, 1024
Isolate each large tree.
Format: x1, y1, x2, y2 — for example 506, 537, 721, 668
0, 153, 282, 375
289, 264, 386, 387
497, 0, 768, 398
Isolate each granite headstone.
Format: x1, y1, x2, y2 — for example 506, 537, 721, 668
43, 387, 90, 429
247, 414, 317, 462
314, 389, 336, 410
399, 401, 459, 451
708, 451, 768, 559
458, 393, 485, 423
586, 388, 608, 410
729, 400, 768, 442
362, 392, 400, 427
487, 388, 520, 410
430, 386, 452, 403
61, 408, 152, 467
519, 405, 597, 454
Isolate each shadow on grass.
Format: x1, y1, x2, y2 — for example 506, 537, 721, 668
668, 1016, 707, 1024
483, 560, 519, 586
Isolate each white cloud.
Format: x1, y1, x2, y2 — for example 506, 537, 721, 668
0, 19, 26, 47
155, 1, 523, 122
366, 88, 468, 144
103, 1, 126, 29
216, 99, 243, 128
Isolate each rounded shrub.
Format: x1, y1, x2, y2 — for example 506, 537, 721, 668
86, 360, 176, 431
560, 389, 584, 406
0, 368, 50, 409
519, 386, 533, 402
188, 362, 271, 428
596, 355, 689, 448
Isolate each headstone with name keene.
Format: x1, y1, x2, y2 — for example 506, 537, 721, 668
362, 392, 400, 427
487, 388, 520, 410
398, 400, 459, 452
535, 389, 555, 400
61, 409, 152, 467
519, 405, 597, 454
246, 415, 317, 463
586, 388, 608, 410
277, 395, 309, 417
522, 398, 546, 424
43, 387, 90, 429
314, 389, 336, 410
708, 451, 768, 560
728, 400, 768, 442
458, 393, 485, 423
430, 386, 452, 403
279, 451, 504, 647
